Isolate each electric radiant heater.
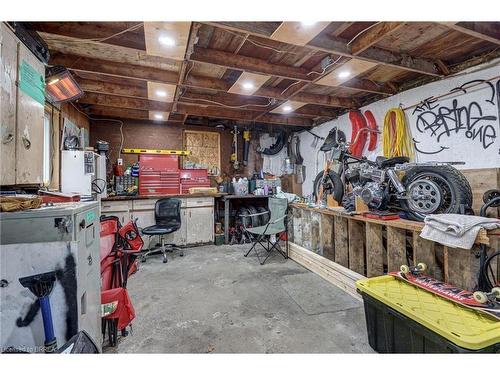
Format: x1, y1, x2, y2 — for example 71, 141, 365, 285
45, 66, 83, 103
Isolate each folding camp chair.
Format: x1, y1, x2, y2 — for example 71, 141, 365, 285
241, 197, 289, 265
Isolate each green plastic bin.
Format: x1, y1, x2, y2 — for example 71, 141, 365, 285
356, 275, 500, 353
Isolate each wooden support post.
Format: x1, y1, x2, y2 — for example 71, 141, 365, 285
365, 222, 384, 277
412, 232, 439, 278
334, 216, 349, 267
310, 212, 321, 254
301, 210, 312, 250
348, 220, 365, 275
444, 246, 479, 290
387, 227, 407, 272
320, 214, 335, 261
292, 208, 302, 247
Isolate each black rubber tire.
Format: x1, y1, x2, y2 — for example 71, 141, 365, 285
313, 170, 344, 203
400, 165, 473, 221
256, 206, 270, 225
246, 205, 260, 227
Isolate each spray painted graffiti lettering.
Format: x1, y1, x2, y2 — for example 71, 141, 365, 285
412, 79, 499, 152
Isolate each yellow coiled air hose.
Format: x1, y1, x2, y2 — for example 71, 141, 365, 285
383, 108, 415, 160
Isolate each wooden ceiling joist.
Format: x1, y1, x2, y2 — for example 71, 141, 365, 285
50, 53, 179, 84
189, 46, 393, 95
439, 22, 500, 46
78, 92, 313, 127
206, 22, 442, 76
190, 46, 312, 81
65, 55, 357, 109
349, 22, 405, 55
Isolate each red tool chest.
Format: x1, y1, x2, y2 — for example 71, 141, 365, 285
180, 169, 210, 194
139, 154, 180, 196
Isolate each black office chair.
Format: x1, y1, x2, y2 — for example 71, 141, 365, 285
141, 198, 183, 263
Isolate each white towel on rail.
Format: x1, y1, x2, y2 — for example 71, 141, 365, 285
420, 214, 500, 249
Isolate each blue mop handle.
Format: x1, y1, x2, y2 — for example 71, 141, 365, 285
39, 296, 56, 344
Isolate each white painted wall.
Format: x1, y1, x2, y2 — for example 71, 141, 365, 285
261, 59, 500, 196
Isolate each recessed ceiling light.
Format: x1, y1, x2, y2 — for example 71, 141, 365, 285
154, 113, 164, 120
301, 21, 317, 27
338, 70, 351, 79
242, 81, 255, 90
282, 105, 293, 113
158, 35, 176, 47
156, 90, 167, 97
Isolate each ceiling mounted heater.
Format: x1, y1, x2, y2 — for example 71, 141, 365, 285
45, 66, 83, 103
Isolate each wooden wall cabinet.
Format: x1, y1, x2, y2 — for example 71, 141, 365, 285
0, 24, 44, 186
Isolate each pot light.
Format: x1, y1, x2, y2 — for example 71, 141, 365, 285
242, 81, 255, 91
158, 35, 176, 47
301, 21, 317, 27
338, 70, 351, 79
154, 113, 164, 120
282, 105, 293, 113
155, 90, 167, 97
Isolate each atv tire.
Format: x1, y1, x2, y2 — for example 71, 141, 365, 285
400, 165, 473, 221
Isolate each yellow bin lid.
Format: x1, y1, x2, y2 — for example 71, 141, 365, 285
356, 275, 500, 350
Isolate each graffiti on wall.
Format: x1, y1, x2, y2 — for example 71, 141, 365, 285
410, 79, 500, 157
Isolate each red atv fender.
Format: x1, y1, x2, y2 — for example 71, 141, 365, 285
364, 110, 378, 151
348, 111, 367, 157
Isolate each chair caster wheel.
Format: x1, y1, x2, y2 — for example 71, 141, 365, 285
162, 257, 168, 263
141, 256, 146, 263
179, 252, 184, 257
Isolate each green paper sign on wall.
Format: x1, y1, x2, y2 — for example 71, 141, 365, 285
19, 60, 45, 105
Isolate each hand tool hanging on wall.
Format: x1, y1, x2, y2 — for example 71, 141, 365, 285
348, 111, 368, 157
230, 125, 240, 170
383, 108, 415, 160
242, 130, 251, 166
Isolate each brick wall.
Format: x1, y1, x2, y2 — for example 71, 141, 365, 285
89, 119, 263, 180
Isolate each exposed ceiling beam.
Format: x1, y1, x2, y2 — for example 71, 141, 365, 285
30, 22, 146, 50
350, 22, 405, 55
78, 78, 147, 98
77, 74, 354, 111
438, 22, 500, 46
206, 22, 441, 77
189, 46, 392, 95
89, 105, 149, 120
67, 56, 356, 109
50, 53, 179, 84
190, 46, 312, 81
78, 92, 313, 127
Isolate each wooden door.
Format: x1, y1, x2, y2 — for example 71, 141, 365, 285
0, 24, 18, 185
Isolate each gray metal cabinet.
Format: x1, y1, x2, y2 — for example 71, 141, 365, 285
0, 23, 44, 185
0, 202, 101, 352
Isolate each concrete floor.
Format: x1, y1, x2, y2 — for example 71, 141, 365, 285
112, 244, 373, 353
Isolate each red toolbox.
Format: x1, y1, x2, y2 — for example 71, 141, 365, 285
139, 155, 180, 196
180, 169, 210, 194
